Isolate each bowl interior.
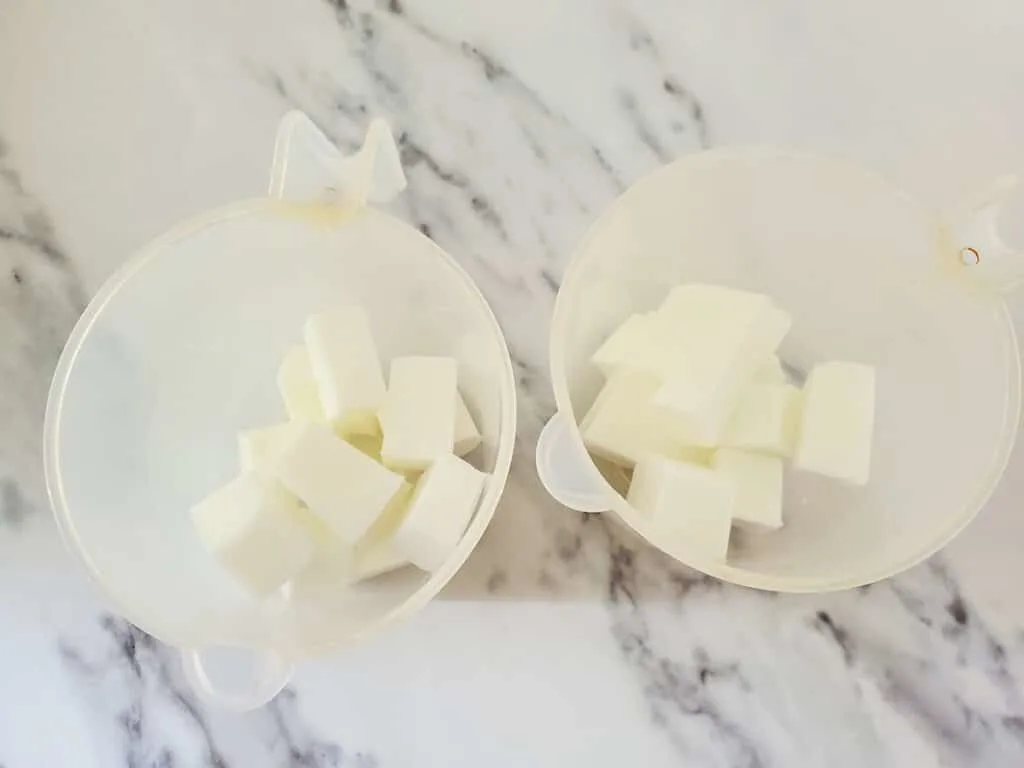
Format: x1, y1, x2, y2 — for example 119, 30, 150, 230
551, 148, 1019, 590
46, 201, 515, 652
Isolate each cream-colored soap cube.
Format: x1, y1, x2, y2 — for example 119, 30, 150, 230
627, 457, 734, 562
304, 308, 386, 436
722, 382, 801, 456
390, 454, 487, 571
290, 480, 415, 597
581, 371, 714, 468
755, 355, 787, 384
277, 345, 325, 422
380, 356, 458, 472
793, 362, 875, 485
655, 286, 791, 443
274, 423, 405, 544
288, 544, 408, 600
191, 472, 317, 596
238, 422, 306, 472
454, 394, 482, 457
286, 538, 356, 601
354, 481, 415, 578
712, 448, 784, 531
658, 283, 770, 328
591, 313, 670, 377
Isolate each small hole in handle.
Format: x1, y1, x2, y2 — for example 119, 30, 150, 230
960, 247, 981, 266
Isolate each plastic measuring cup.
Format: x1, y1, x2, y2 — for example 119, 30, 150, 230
43, 112, 516, 709
537, 147, 1021, 592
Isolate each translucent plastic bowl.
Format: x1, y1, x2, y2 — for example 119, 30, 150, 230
43, 114, 517, 709
538, 147, 1020, 592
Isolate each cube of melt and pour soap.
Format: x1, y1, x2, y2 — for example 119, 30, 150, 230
627, 457, 734, 562
379, 356, 458, 472
353, 481, 417, 578
654, 285, 791, 444
453, 393, 482, 457
191, 472, 317, 596
754, 355, 787, 384
237, 421, 307, 473
721, 382, 801, 457
277, 345, 325, 422
390, 453, 487, 571
712, 448, 784, 531
591, 312, 672, 377
288, 481, 416, 599
581, 370, 714, 468
273, 423, 406, 544
304, 308, 386, 436
793, 361, 875, 485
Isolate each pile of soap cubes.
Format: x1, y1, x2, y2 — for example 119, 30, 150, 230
582, 284, 875, 561
191, 306, 488, 598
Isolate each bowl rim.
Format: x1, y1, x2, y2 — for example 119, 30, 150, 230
548, 145, 1022, 593
43, 198, 518, 653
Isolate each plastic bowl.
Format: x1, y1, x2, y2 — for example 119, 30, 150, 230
44, 198, 516, 706
541, 147, 1020, 592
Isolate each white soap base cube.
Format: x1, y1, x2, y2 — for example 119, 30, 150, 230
654, 285, 791, 442
390, 454, 487, 572
581, 371, 714, 469
722, 382, 801, 457
238, 422, 306, 473
274, 423, 405, 544
277, 345, 325, 422
286, 538, 355, 601
290, 477, 416, 598
755, 355, 787, 384
627, 457, 734, 562
289, 542, 411, 603
712, 448, 784, 531
304, 308, 386, 437
380, 356, 458, 472
793, 362, 875, 485
454, 394, 482, 457
591, 313, 669, 377
354, 481, 416, 578
191, 472, 317, 597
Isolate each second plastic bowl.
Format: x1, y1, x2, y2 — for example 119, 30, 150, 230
541, 147, 1020, 592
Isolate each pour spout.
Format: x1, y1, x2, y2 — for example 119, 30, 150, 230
947, 175, 1024, 294
268, 111, 407, 208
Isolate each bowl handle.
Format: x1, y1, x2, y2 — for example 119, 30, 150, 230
268, 110, 406, 207
535, 414, 610, 513
180, 646, 293, 712
947, 174, 1024, 293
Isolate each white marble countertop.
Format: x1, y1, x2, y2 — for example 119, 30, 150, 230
3, 0, 1024, 765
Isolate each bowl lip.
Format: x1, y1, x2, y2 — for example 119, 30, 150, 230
548, 145, 1022, 593
43, 198, 517, 653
